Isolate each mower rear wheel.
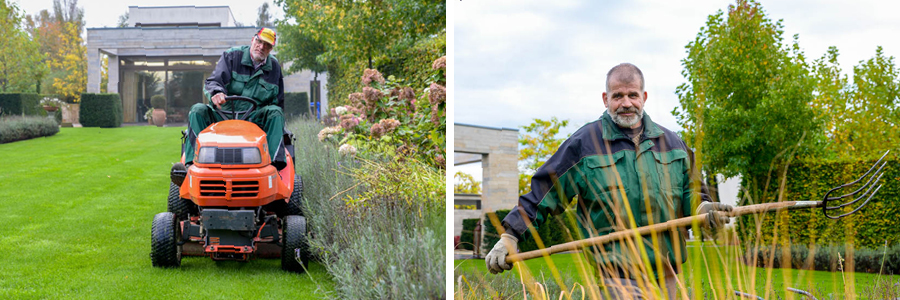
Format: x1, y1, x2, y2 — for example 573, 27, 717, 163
151, 212, 182, 267
167, 183, 197, 220
282, 215, 310, 273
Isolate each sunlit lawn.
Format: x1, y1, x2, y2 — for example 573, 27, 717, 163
0, 127, 332, 299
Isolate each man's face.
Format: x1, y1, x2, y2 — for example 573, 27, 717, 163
602, 76, 647, 129
250, 36, 274, 62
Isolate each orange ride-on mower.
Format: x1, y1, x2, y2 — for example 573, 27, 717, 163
150, 96, 310, 273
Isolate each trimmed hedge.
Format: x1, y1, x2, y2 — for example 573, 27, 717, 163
737, 155, 900, 249
79, 94, 123, 128
459, 218, 479, 251
744, 244, 900, 274
284, 92, 310, 119
0, 93, 42, 116
482, 209, 580, 254
0, 116, 59, 143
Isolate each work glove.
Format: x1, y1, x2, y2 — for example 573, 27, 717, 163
485, 233, 518, 274
695, 202, 733, 234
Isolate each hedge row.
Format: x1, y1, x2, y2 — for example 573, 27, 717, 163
284, 92, 310, 119
482, 209, 580, 254
0, 93, 43, 116
737, 155, 900, 249
744, 244, 900, 274
459, 218, 479, 251
79, 93, 122, 128
0, 116, 59, 144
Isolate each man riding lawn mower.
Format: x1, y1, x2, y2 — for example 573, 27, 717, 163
150, 96, 309, 272
150, 27, 309, 272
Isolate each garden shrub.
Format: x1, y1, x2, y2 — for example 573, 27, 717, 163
290, 116, 444, 299
283, 92, 309, 119
150, 95, 166, 110
482, 209, 580, 253
460, 218, 479, 251
79, 93, 122, 128
317, 57, 446, 168
0, 93, 43, 116
0, 116, 59, 143
737, 155, 900, 249
744, 243, 900, 274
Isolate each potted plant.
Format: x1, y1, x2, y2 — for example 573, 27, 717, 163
144, 108, 154, 125
40, 97, 64, 120
150, 95, 167, 127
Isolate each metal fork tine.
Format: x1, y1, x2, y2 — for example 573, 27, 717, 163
822, 150, 891, 219
827, 167, 885, 210
825, 161, 886, 201
825, 152, 889, 201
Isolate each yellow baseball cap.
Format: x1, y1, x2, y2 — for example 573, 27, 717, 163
255, 27, 277, 46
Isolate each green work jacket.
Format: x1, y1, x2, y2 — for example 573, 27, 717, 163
502, 112, 709, 277
204, 45, 284, 111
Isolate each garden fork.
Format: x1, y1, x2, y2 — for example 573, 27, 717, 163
506, 150, 892, 263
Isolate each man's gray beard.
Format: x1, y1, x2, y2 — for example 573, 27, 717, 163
251, 52, 265, 64
609, 108, 643, 128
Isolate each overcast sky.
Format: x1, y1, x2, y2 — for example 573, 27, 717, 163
11, 0, 284, 28
454, 0, 900, 134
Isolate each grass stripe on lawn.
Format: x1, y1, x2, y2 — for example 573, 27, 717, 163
0, 127, 331, 299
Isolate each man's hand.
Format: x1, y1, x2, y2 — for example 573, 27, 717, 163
695, 202, 734, 233
211, 93, 226, 108
485, 233, 518, 274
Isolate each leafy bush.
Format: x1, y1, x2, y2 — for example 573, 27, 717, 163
744, 243, 900, 274
150, 95, 166, 110
0, 116, 59, 143
460, 218, 480, 251
79, 93, 122, 128
737, 155, 900, 249
0, 93, 42, 116
283, 92, 309, 119
289, 116, 444, 299
317, 57, 446, 168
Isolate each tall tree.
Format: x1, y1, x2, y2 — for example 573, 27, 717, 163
518, 117, 569, 195
847, 47, 900, 157
674, 0, 821, 203
0, 0, 46, 93
276, 0, 445, 68
50, 21, 86, 102
256, 2, 274, 28
26, 0, 85, 101
810, 46, 853, 158
117, 11, 129, 27
454, 171, 481, 194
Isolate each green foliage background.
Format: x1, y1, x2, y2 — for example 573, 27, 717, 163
283, 92, 309, 119
737, 155, 900, 249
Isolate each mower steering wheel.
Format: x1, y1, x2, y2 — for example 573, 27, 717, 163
214, 96, 259, 121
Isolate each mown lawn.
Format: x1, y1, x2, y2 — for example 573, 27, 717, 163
0, 127, 331, 299
455, 241, 900, 299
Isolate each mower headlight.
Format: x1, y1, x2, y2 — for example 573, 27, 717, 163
196, 147, 261, 164
198, 147, 217, 163
241, 148, 261, 164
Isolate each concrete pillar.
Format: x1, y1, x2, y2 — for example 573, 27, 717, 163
107, 55, 119, 94
86, 48, 100, 93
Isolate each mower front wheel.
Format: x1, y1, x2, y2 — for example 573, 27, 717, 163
168, 183, 197, 220
151, 212, 182, 268
282, 215, 310, 273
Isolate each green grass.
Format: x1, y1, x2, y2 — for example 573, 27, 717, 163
454, 241, 900, 299
0, 127, 331, 299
